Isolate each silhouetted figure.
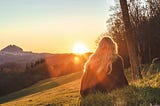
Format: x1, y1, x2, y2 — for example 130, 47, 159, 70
80, 37, 128, 97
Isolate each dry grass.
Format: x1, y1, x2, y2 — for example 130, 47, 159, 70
0, 72, 82, 106
1, 64, 160, 106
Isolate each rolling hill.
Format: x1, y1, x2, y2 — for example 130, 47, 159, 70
0, 45, 91, 97
0, 71, 83, 106
0, 69, 160, 106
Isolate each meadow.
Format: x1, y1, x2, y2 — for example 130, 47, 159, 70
0, 64, 160, 106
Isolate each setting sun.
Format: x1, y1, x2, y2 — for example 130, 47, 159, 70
72, 42, 89, 54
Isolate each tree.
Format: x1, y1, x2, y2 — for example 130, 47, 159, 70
119, 0, 142, 80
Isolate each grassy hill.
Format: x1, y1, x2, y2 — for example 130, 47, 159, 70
0, 71, 82, 105
0, 53, 91, 97
0, 68, 160, 106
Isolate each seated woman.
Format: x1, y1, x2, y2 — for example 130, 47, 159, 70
80, 37, 128, 97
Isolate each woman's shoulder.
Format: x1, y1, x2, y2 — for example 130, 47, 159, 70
113, 54, 124, 67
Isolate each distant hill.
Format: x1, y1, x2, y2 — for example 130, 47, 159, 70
1, 45, 23, 52
0, 45, 45, 67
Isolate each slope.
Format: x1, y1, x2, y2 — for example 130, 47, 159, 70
0, 71, 83, 105
1, 70, 160, 106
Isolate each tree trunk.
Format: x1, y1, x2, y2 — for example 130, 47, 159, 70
119, 0, 142, 80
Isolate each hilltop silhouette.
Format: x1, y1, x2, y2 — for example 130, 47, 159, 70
1, 45, 23, 53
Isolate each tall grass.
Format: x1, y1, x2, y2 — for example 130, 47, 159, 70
80, 63, 160, 106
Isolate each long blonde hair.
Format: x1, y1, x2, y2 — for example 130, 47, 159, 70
84, 36, 118, 74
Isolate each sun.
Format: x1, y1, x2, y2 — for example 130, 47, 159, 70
72, 42, 89, 54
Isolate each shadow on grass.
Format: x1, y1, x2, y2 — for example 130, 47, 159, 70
0, 81, 59, 104
80, 86, 160, 106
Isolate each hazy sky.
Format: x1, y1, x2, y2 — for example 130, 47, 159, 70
0, 0, 115, 53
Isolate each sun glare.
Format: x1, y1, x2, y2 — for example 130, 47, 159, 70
72, 42, 88, 54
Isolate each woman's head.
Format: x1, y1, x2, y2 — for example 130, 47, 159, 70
96, 36, 118, 55
84, 36, 118, 73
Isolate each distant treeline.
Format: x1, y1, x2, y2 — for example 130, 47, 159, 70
0, 58, 49, 96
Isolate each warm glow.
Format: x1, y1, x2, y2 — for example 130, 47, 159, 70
74, 56, 80, 64
72, 42, 88, 54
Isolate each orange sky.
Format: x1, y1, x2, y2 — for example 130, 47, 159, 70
0, 0, 115, 53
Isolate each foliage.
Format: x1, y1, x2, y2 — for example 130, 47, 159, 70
105, 0, 160, 65
0, 59, 49, 97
